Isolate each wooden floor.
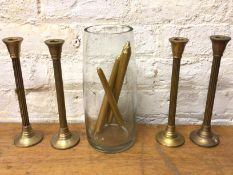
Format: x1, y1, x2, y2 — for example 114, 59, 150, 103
0, 124, 232, 175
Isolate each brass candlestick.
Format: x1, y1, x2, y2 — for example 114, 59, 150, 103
2, 37, 43, 147
45, 39, 80, 150
156, 37, 188, 147
190, 35, 231, 147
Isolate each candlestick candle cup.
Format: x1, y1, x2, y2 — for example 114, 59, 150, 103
83, 25, 137, 153
2, 37, 43, 147
45, 39, 80, 150
190, 35, 231, 147
156, 37, 188, 147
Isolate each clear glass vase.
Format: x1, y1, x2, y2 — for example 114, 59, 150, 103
83, 25, 137, 153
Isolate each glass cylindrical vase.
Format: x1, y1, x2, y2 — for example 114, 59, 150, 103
83, 25, 136, 153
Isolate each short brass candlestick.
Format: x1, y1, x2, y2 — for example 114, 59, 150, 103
45, 39, 80, 150
2, 37, 43, 147
190, 35, 231, 147
156, 37, 188, 147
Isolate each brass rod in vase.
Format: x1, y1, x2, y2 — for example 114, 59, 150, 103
190, 35, 231, 147
107, 42, 131, 123
96, 67, 125, 127
45, 39, 80, 150
2, 37, 43, 147
94, 57, 120, 134
94, 42, 131, 134
156, 37, 188, 147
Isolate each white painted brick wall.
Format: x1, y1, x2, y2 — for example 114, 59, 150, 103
0, 0, 233, 125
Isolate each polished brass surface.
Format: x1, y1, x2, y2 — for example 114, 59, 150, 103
14, 125, 43, 147
190, 125, 219, 147
156, 37, 188, 147
156, 125, 185, 147
51, 128, 80, 150
44, 39, 64, 60
2, 37, 43, 147
2, 37, 23, 59
190, 35, 231, 147
45, 39, 80, 149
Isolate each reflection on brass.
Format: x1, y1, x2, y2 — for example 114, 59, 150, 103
2, 37, 43, 147
97, 67, 125, 127
190, 35, 231, 147
156, 37, 188, 147
94, 42, 131, 134
45, 39, 80, 149
94, 58, 120, 133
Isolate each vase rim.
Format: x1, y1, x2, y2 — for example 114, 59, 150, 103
84, 24, 133, 34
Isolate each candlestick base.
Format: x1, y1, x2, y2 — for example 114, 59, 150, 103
156, 125, 184, 147
51, 127, 80, 150
14, 125, 43, 147
190, 125, 219, 147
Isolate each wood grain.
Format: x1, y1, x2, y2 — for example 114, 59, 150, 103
0, 124, 232, 175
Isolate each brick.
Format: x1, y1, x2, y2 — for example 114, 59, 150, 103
133, 25, 157, 54
136, 56, 158, 88
0, 55, 49, 90
0, 90, 19, 122
41, 0, 130, 20
0, 23, 81, 55
136, 90, 169, 117
157, 24, 231, 59
0, 56, 15, 90
64, 90, 84, 119
0, 0, 37, 22
60, 56, 83, 85
128, 0, 232, 25
26, 91, 57, 121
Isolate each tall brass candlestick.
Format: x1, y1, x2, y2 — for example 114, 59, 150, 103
156, 37, 188, 147
45, 39, 80, 149
2, 37, 43, 147
190, 35, 231, 147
